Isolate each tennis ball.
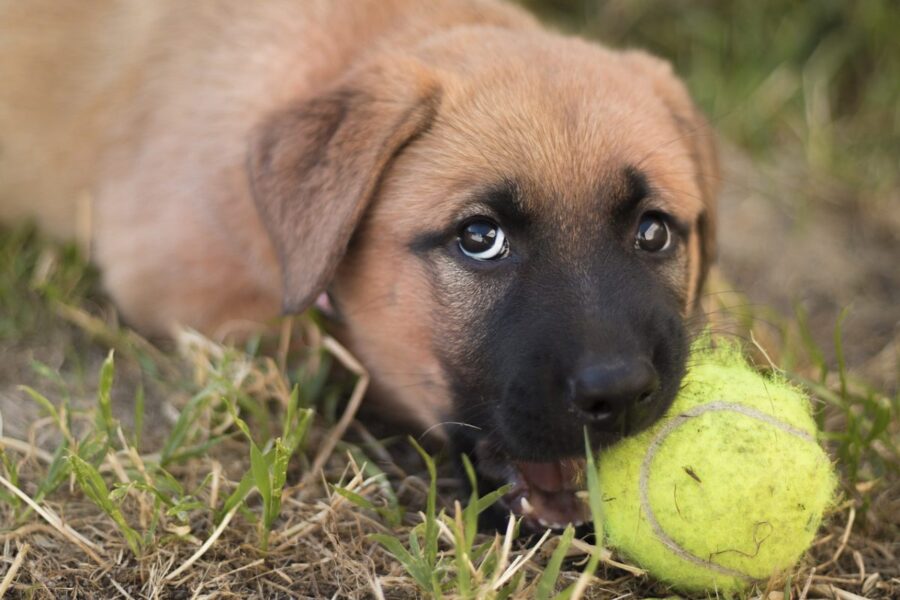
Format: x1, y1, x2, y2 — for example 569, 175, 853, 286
598, 340, 836, 595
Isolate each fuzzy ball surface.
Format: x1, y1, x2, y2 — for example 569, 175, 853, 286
598, 342, 836, 594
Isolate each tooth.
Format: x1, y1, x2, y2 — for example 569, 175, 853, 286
537, 518, 551, 528
520, 497, 534, 514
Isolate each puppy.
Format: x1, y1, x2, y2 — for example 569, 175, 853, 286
0, 0, 718, 529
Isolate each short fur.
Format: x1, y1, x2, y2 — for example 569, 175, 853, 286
0, 0, 718, 500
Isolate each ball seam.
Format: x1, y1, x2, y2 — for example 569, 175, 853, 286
637, 400, 815, 580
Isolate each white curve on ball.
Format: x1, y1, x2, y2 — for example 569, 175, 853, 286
638, 400, 815, 580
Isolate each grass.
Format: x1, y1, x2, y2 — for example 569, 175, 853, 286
1, 0, 899, 597
0, 234, 896, 598
0, 227, 618, 597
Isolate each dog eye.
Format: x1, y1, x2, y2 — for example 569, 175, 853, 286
634, 213, 671, 252
458, 219, 509, 260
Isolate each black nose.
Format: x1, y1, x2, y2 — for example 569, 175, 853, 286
569, 358, 659, 423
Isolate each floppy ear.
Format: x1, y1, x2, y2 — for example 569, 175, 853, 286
622, 51, 719, 300
248, 63, 441, 313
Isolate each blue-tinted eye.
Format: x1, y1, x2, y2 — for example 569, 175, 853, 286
635, 214, 671, 252
458, 219, 508, 260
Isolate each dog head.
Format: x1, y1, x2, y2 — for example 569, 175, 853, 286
249, 28, 718, 528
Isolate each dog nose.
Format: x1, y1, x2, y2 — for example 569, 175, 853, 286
569, 358, 659, 423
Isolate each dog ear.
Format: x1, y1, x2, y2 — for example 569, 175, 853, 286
622, 51, 719, 300
248, 62, 441, 313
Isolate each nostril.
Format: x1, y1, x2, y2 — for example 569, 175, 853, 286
569, 359, 659, 422
581, 399, 613, 420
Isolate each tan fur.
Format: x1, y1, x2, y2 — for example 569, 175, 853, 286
0, 0, 717, 428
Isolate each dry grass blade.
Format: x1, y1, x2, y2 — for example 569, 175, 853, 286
276, 316, 294, 373
0, 436, 54, 464
852, 549, 865, 582
0, 473, 105, 565
275, 463, 369, 547
0, 524, 62, 543
106, 574, 136, 600
164, 503, 240, 581
568, 560, 597, 600
299, 335, 369, 492
0, 543, 30, 597
799, 566, 816, 600
213, 559, 266, 582
569, 538, 646, 577
492, 528, 552, 591
367, 571, 387, 600
809, 583, 871, 600
817, 506, 856, 570
486, 514, 517, 590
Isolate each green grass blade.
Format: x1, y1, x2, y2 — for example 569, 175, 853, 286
0, 451, 21, 509
794, 303, 827, 382
371, 533, 433, 590
408, 527, 422, 556
409, 437, 439, 568
833, 306, 850, 400
249, 442, 271, 511
28, 360, 69, 401
133, 382, 145, 448
160, 391, 210, 465
225, 392, 254, 443
267, 439, 290, 529
343, 446, 403, 526
461, 453, 479, 549
535, 525, 575, 600
69, 453, 142, 555
34, 442, 70, 503
474, 484, 513, 515
583, 430, 604, 542
219, 471, 254, 522
284, 407, 314, 454
18, 386, 60, 427
283, 384, 300, 441
96, 350, 116, 439
332, 486, 377, 511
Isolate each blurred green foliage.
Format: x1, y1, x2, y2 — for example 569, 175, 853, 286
520, 0, 900, 206
0, 225, 95, 340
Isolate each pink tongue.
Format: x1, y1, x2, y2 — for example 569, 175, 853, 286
516, 462, 564, 492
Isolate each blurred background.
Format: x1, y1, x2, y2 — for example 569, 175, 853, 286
520, 0, 900, 390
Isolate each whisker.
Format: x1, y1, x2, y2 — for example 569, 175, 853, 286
418, 421, 482, 442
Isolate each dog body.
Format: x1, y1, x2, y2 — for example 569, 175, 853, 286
1, 0, 717, 527
0, 0, 526, 329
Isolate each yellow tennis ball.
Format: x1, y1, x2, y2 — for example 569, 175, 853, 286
598, 341, 837, 595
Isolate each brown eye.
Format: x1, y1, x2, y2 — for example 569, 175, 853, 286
458, 218, 509, 260
635, 213, 671, 252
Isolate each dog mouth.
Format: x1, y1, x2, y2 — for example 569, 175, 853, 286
507, 460, 590, 529
474, 443, 590, 530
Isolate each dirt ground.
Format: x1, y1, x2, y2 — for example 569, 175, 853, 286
716, 146, 899, 390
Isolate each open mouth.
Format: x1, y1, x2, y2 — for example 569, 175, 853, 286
474, 442, 590, 530
506, 459, 590, 529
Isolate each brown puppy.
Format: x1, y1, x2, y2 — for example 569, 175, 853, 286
0, 0, 718, 529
